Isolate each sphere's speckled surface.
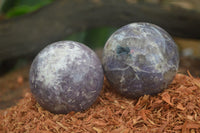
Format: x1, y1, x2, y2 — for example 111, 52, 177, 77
103, 22, 179, 98
29, 41, 104, 114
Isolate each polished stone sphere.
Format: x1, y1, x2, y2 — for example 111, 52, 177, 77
103, 22, 179, 98
29, 41, 104, 114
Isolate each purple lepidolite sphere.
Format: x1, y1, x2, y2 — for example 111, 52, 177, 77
103, 22, 179, 98
29, 41, 104, 114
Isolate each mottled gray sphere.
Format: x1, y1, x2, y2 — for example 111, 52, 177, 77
29, 41, 104, 114
103, 22, 179, 98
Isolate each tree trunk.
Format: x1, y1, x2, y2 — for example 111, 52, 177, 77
0, 0, 200, 61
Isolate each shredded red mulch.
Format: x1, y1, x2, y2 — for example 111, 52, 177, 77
0, 73, 200, 132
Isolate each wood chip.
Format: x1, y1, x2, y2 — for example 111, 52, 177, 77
93, 127, 102, 133
0, 73, 200, 132
17, 76, 24, 84
161, 92, 174, 106
177, 103, 185, 110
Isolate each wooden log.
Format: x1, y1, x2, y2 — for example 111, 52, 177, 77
0, 0, 200, 61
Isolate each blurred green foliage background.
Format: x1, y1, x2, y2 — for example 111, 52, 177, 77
0, 0, 117, 75
1, 0, 54, 17
0, 0, 116, 49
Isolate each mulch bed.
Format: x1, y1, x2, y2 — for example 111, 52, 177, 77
0, 72, 200, 132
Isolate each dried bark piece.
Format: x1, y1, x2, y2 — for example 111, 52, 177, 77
161, 92, 174, 106
177, 103, 185, 111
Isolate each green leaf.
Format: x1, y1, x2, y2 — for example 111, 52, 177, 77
66, 31, 86, 43
66, 27, 117, 49
5, 0, 53, 17
6, 5, 37, 17
83, 27, 117, 48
